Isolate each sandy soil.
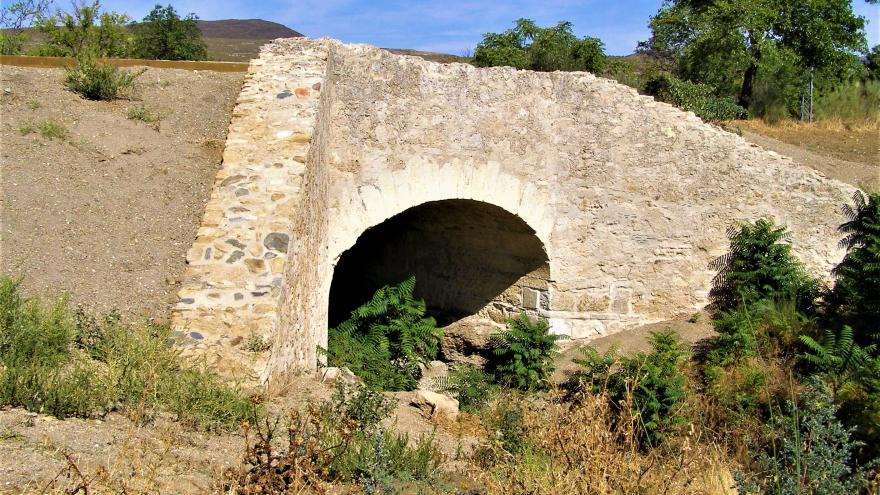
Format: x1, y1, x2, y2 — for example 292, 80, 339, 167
0, 66, 244, 322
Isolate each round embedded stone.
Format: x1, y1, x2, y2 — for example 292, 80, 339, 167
264, 232, 289, 252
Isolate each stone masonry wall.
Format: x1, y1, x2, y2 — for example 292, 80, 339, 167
171, 39, 329, 380
174, 38, 858, 382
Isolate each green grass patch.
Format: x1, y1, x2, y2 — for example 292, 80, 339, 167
0, 277, 253, 430
126, 105, 157, 124
19, 119, 68, 140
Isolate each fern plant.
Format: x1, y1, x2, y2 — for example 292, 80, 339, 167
490, 312, 562, 390
325, 277, 443, 391
709, 219, 819, 314
799, 326, 877, 402
831, 192, 880, 348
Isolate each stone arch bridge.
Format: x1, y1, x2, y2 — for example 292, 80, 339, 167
171, 38, 856, 382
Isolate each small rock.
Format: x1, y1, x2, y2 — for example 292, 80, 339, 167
318, 366, 360, 384
440, 316, 501, 366
411, 390, 459, 421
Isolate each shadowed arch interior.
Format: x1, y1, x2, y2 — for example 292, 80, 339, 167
328, 199, 550, 328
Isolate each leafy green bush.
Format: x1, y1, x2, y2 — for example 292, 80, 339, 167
490, 312, 561, 390
562, 345, 619, 399
473, 18, 606, 74
131, 4, 207, 61
36, 1, 131, 58
623, 331, 690, 448
709, 219, 820, 314
0, 277, 252, 430
324, 277, 443, 391
64, 55, 145, 101
737, 379, 871, 494
446, 365, 498, 414
126, 105, 157, 124
645, 73, 747, 121
567, 331, 689, 448
708, 299, 813, 367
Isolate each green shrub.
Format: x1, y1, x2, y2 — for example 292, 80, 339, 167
708, 299, 813, 367
64, 55, 145, 101
709, 219, 821, 314
0, 277, 253, 430
569, 331, 689, 448
446, 365, 498, 414
19, 119, 68, 140
562, 345, 619, 399
704, 360, 772, 424
737, 379, 871, 494
473, 18, 606, 74
324, 277, 443, 391
623, 331, 690, 448
126, 105, 157, 124
131, 4, 207, 61
645, 73, 747, 121
490, 312, 561, 390
815, 79, 880, 122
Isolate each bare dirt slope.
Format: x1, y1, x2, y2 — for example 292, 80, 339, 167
733, 120, 879, 192
1, 65, 244, 322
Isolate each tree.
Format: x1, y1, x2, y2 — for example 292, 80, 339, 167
35, 0, 131, 58
473, 18, 606, 74
0, 0, 51, 54
132, 4, 207, 61
644, 0, 868, 109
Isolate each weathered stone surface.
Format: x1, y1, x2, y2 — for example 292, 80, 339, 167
411, 390, 459, 421
172, 37, 858, 384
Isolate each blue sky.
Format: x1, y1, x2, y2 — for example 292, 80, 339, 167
102, 0, 879, 56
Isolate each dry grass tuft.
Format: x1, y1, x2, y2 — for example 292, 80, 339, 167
472, 391, 737, 495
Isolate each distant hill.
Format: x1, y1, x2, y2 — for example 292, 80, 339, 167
194, 19, 303, 62
195, 19, 303, 40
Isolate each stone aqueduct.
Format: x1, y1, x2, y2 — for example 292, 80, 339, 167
171, 38, 856, 382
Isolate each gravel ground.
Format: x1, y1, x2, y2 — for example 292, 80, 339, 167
0, 65, 244, 322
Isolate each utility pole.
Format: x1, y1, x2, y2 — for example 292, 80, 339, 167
809, 67, 814, 123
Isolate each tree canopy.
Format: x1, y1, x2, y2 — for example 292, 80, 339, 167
35, 0, 131, 58
473, 18, 607, 74
643, 0, 868, 109
131, 4, 207, 61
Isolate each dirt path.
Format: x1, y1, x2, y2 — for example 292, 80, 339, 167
733, 122, 879, 192
0, 66, 244, 322
553, 313, 717, 382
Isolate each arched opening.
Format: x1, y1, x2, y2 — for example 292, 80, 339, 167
328, 199, 550, 329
